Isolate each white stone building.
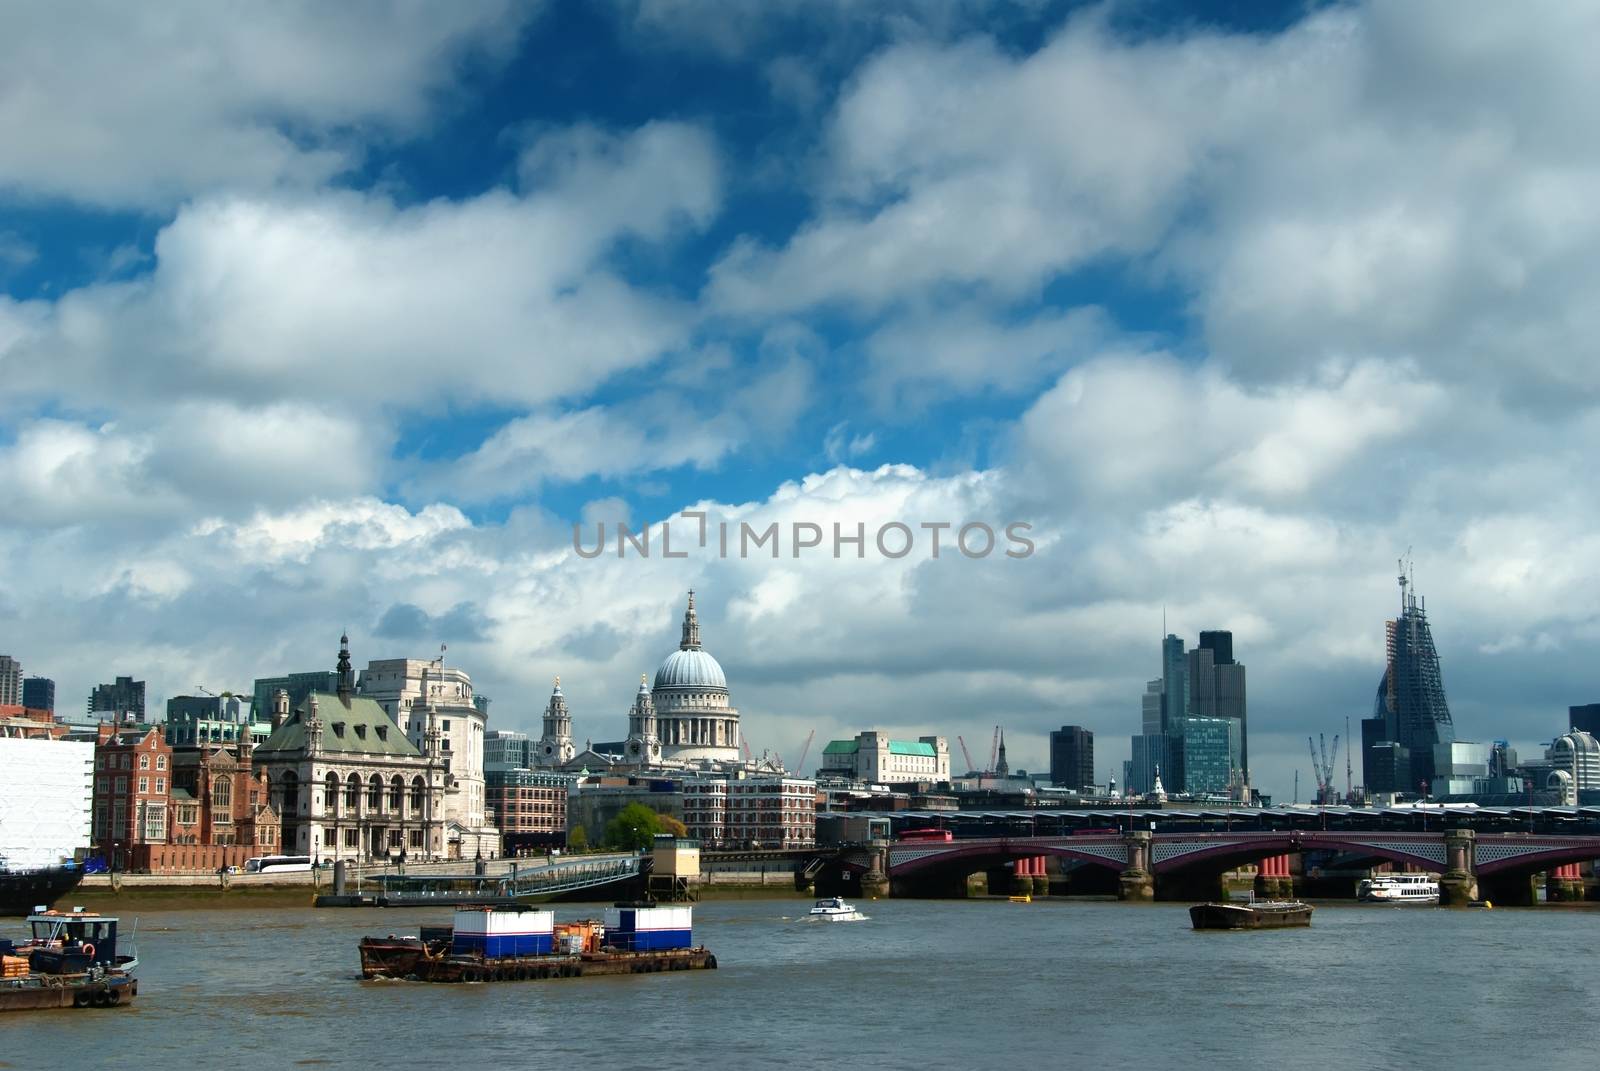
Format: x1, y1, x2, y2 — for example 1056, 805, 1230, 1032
403, 666, 498, 860
818, 731, 951, 784
357, 655, 474, 726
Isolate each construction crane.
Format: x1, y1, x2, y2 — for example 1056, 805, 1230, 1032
793, 729, 816, 775
1308, 733, 1340, 804
957, 735, 977, 776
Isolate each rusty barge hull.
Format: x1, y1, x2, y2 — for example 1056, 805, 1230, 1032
0, 976, 138, 1011
360, 943, 716, 982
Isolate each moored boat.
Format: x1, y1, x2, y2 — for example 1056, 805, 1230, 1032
0, 861, 85, 918
359, 904, 716, 983
1, 907, 139, 1012
1190, 900, 1313, 930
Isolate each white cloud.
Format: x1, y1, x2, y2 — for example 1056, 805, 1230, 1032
3, 121, 722, 421
0, 1, 537, 207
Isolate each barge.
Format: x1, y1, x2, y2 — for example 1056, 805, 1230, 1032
1, 908, 139, 1012
1190, 899, 1314, 930
360, 904, 716, 982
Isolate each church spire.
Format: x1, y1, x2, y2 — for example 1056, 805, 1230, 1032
336, 632, 354, 705
996, 729, 1009, 777
680, 589, 702, 651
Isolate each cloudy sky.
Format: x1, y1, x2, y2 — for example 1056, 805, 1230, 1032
3, 0, 1598, 799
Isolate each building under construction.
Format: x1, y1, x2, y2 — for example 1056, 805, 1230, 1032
1362, 562, 1455, 795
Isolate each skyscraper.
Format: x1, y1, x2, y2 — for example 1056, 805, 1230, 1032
0, 656, 20, 707
1571, 704, 1600, 737
22, 676, 54, 713
1185, 633, 1248, 785
1049, 726, 1094, 791
87, 676, 145, 722
1362, 563, 1454, 794
1171, 716, 1240, 796
1141, 678, 1164, 736
1161, 634, 1187, 731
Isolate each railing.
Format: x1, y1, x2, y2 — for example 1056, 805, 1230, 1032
361, 854, 646, 900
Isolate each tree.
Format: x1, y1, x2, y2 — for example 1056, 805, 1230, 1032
602, 803, 667, 851
567, 825, 589, 852
658, 813, 688, 838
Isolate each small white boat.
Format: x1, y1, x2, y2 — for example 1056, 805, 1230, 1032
1357, 874, 1440, 904
807, 897, 867, 922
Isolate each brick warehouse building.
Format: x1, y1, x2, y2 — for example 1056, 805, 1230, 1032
91, 724, 282, 872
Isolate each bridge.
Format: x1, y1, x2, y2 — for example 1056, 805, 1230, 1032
821, 805, 1600, 904
332, 853, 648, 906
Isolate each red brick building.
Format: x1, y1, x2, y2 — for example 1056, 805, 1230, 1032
92, 725, 281, 873
486, 769, 569, 852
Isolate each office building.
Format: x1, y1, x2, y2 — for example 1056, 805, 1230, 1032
165, 694, 272, 747
1547, 731, 1600, 792
1171, 716, 1240, 796
486, 768, 569, 852
1362, 565, 1455, 794
22, 676, 55, 713
485, 729, 535, 770
88, 677, 146, 723
0, 656, 20, 707
818, 732, 950, 784
1161, 635, 1186, 731
1571, 704, 1600, 737
1128, 733, 1165, 796
251, 672, 339, 722
1141, 679, 1164, 736
1049, 726, 1094, 791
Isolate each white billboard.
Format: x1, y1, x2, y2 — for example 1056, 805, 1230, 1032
0, 738, 94, 871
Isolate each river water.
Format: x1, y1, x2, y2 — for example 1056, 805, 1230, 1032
4, 898, 1595, 1070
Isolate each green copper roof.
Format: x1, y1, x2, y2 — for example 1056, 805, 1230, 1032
256, 693, 420, 758
822, 740, 859, 755
889, 741, 937, 757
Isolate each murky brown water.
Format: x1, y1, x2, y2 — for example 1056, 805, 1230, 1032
5, 898, 1596, 1070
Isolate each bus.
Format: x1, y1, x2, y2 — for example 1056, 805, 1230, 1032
243, 855, 313, 874
895, 828, 954, 843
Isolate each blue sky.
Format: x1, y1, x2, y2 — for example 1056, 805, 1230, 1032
4, 0, 1599, 798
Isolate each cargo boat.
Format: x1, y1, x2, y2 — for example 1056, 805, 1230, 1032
359, 904, 716, 983
1189, 900, 1313, 930
1, 907, 139, 1011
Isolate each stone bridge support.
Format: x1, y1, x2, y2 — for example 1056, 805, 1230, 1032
1118, 831, 1154, 901
1440, 829, 1478, 905
861, 845, 890, 900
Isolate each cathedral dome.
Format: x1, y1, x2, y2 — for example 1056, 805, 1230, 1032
653, 648, 727, 691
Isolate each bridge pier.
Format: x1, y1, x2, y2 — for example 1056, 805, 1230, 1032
1032, 856, 1051, 896
1255, 855, 1292, 899
1547, 863, 1586, 902
861, 845, 890, 900
1118, 831, 1155, 901
1439, 829, 1479, 905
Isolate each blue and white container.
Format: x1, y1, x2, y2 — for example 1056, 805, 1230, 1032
603, 905, 693, 951
451, 908, 555, 958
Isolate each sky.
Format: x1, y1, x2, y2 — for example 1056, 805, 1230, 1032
3, 0, 1599, 800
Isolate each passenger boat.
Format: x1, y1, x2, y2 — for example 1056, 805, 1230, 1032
807, 897, 868, 921
0, 907, 139, 1011
1189, 899, 1313, 930
359, 904, 716, 982
1357, 874, 1440, 904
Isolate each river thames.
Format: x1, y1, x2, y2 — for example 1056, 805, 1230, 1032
5, 897, 1596, 1070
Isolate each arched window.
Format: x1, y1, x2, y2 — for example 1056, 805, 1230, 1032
139, 754, 151, 770
389, 776, 404, 813
324, 773, 340, 816
345, 773, 360, 811
212, 776, 231, 811
367, 774, 383, 811
410, 776, 426, 814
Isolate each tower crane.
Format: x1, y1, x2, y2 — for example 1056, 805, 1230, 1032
957, 736, 977, 776
1308, 733, 1340, 804
794, 729, 816, 775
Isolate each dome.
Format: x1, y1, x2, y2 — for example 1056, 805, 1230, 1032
653, 648, 727, 691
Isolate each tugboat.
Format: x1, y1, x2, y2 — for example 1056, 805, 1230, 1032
1, 907, 139, 1011
359, 903, 716, 982
1189, 898, 1313, 930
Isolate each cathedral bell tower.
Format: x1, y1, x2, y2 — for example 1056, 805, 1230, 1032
537, 678, 576, 767
625, 674, 661, 767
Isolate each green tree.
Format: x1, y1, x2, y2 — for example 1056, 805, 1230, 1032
602, 803, 665, 850
567, 825, 589, 852
657, 813, 688, 838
